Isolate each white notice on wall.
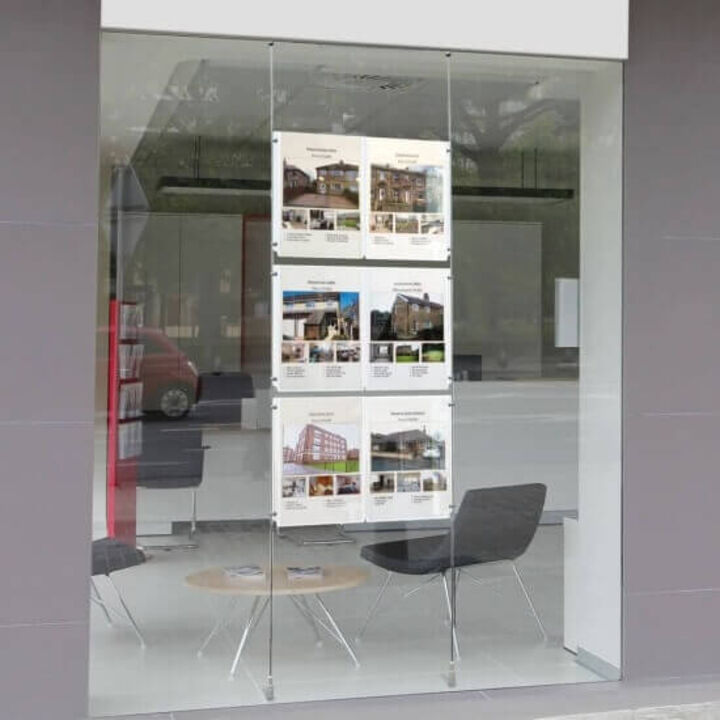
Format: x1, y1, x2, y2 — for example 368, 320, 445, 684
364, 395, 452, 523
365, 136, 450, 261
274, 396, 364, 528
364, 267, 451, 391
273, 265, 362, 392
273, 132, 363, 259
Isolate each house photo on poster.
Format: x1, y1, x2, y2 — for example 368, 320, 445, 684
364, 266, 451, 391
364, 394, 452, 523
273, 265, 362, 392
274, 396, 364, 527
365, 136, 450, 261
273, 131, 362, 259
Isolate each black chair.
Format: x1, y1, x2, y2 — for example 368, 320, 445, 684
194, 371, 255, 425
91, 537, 146, 646
357, 484, 548, 651
136, 421, 207, 545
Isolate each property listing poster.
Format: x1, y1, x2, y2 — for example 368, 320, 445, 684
274, 396, 364, 527
365, 137, 451, 261
364, 395, 452, 523
273, 265, 362, 392
364, 267, 451, 391
273, 132, 363, 259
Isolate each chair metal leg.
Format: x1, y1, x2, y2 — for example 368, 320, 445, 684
442, 573, 460, 660
512, 562, 548, 641
197, 597, 239, 657
290, 595, 323, 646
402, 573, 441, 599
457, 568, 504, 591
314, 594, 360, 668
189, 488, 198, 541
107, 575, 146, 648
230, 596, 268, 677
90, 578, 113, 626
356, 570, 393, 641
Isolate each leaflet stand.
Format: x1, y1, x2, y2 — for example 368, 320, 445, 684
107, 300, 143, 545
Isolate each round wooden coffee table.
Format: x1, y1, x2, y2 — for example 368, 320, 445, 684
186, 565, 369, 676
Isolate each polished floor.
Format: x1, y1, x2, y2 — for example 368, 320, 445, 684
89, 523, 601, 717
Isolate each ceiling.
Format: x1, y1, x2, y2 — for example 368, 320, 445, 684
101, 31, 603, 166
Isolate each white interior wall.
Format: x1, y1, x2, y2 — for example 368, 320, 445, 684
576, 62, 623, 672
454, 380, 578, 513
101, 0, 628, 60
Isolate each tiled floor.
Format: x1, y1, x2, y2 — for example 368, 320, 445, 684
89, 524, 601, 717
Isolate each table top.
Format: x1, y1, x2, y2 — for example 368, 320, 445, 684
185, 565, 370, 596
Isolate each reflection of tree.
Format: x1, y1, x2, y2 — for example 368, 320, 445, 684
451, 82, 580, 378
451, 82, 579, 186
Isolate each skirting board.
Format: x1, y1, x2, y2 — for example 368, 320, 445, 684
132, 510, 578, 536
576, 647, 621, 680
344, 509, 577, 533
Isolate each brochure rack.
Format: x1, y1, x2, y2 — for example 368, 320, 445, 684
107, 299, 144, 544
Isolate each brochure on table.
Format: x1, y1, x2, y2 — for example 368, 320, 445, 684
273, 132, 450, 261
273, 395, 452, 527
273, 266, 450, 393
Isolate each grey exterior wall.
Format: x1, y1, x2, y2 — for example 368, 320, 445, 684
624, 0, 720, 678
0, 1, 99, 718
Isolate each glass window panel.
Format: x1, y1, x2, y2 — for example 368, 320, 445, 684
91, 31, 622, 716
91, 33, 273, 715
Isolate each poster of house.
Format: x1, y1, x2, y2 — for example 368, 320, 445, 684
365, 137, 450, 261
273, 132, 363, 259
363, 266, 452, 391
274, 396, 364, 527
273, 265, 362, 392
363, 395, 452, 522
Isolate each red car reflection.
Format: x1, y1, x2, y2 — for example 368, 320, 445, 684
139, 327, 200, 418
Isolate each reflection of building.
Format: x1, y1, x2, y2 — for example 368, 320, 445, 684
283, 446, 296, 462
295, 424, 348, 464
371, 164, 427, 212
371, 428, 438, 459
391, 293, 443, 339
283, 162, 311, 198
316, 161, 359, 196
283, 292, 358, 341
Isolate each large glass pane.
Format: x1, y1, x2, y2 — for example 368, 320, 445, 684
268, 41, 456, 704
90, 33, 273, 715
91, 31, 622, 716
449, 52, 621, 689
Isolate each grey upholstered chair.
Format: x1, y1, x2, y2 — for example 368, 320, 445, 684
136, 422, 207, 546
91, 537, 147, 646
357, 484, 548, 652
